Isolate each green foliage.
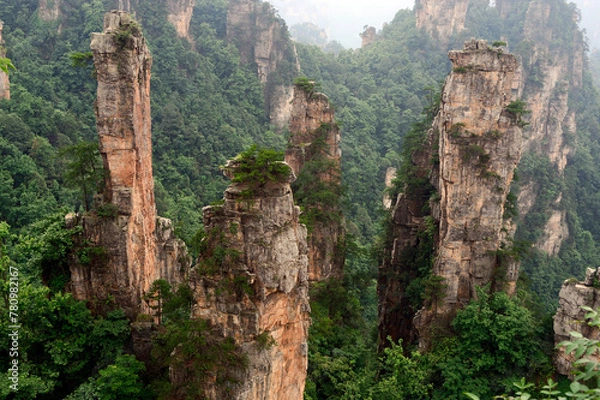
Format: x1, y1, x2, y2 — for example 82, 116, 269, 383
293, 76, 319, 93
505, 100, 531, 127
0, 286, 131, 399
255, 330, 277, 351
230, 144, 290, 192
0, 56, 16, 74
143, 279, 194, 324
368, 338, 432, 399
493, 41, 508, 47
66, 354, 149, 400
195, 226, 241, 275
151, 318, 248, 399
426, 289, 551, 400
59, 141, 103, 211
467, 307, 600, 400
69, 51, 93, 68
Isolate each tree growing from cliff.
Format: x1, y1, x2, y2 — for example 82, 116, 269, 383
0, 57, 15, 74
59, 141, 104, 212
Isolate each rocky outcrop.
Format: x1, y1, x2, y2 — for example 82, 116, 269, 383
191, 160, 310, 400
0, 21, 9, 100
227, 0, 299, 130
360, 26, 377, 47
415, 0, 469, 48
383, 167, 397, 209
554, 268, 600, 376
379, 40, 524, 349
166, 0, 195, 40
38, 0, 61, 22
68, 12, 188, 319
285, 83, 344, 283
416, 40, 523, 341
515, 0, 583, 254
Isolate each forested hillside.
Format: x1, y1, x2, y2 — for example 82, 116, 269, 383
1, 0, 600, 399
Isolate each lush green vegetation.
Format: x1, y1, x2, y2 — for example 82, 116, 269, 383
0, 0, 600, 399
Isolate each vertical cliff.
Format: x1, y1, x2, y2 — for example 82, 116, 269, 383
285, 83, 345, 283
415, 0, 469, 48
68, 12, 188, 319
415, 0, 583, 259
417, 40, 523, 341
0, 21, 9, 100
38, 0, 61, 22
227, 0, 299, 130
191, 156, 310, 400
515, 0, 582, 255
554, 268, 600, 375
166, 0, 195, 40
379, 40, 524, 348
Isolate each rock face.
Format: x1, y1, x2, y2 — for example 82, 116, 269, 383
516, 0, 583, 254
227, 0, 299, 130
417, 40, 523, 341
379, 40, 524, 349
38, 0, 61, 22
360, 26, 377, 47
285, 84, 344, 282
0, 21, 9, 100
415, 0, 584, 259
415, 0, 469, 48
166, 0, 195, 40
191, 164, 310, 400
68, 12, 188, 319
554, 268, 600, 375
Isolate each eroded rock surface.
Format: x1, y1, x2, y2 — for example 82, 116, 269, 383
68, 12, 188, 319
554, 268, 600, 376
191, 165, 310, 400
285, 84, 344, 282
417, 41, 523, 338
166, 0, 195, 40
415, 0, 469, 48
227, 0, 299, 130
0, 21, 9, 100
379, 40, 524, 349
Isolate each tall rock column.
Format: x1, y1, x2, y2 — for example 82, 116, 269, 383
0, 21, 10, 100
68, 12, 188, 319
227, 0, 299, 130
514, 0, 583, 256
166, 0, 195, 40
379, 40, 525, 349
285, 83, 345, 283
417, 40, 524, 344
415, 0, 469, 48
191, 157, 310, 400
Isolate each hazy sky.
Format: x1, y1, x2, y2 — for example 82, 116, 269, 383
269, 0, 599, 50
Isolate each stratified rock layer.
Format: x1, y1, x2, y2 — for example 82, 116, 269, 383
192, 170, 310, 400
379, 40, 524, 349
166, 0, 195, 40
285, 84, 344, 282
38, 0, 61, 22
516, 0, 582, 255
69, 12, 188, 319
227, 0, 299, 130
554, 268, 600, 376
419, 40, 523, 335
415, 0, 469, 48
0, 21, 9, 100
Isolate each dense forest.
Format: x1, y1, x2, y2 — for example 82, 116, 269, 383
1, 0, 600, 399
